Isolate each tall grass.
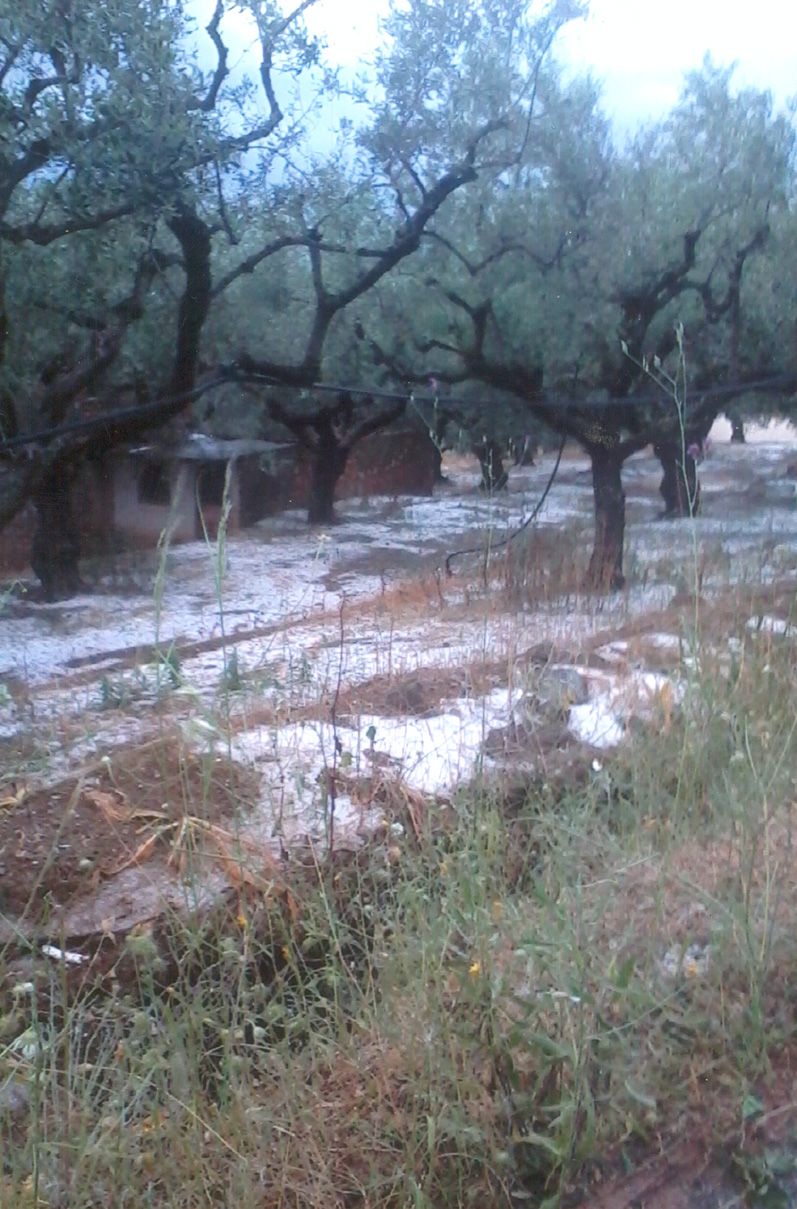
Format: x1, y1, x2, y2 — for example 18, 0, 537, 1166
2, 578, 797, 1206
3, 433, 797, 1207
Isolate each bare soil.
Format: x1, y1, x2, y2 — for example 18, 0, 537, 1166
0, 737, 261, 929
586, 1055, 797, 1208
2, 442, 797, 1205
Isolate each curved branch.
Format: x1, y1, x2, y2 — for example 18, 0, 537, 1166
197, 0, 228, 112
211, 234, 312, 297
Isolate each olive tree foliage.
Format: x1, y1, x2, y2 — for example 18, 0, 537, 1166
365, 58, 795, 586
0, 0, 589, 555
361, 64, 610, 450
221, 0, 588, 387
0, 0, 327, 591
218, 0, 588, 522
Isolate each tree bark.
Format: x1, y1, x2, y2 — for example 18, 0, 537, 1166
584, 445, 626, 590
167, 207, 212, 401
654, 439, 701, 518
266, 393, 406, 525
307, 431, 350, 524
30, 464, 82, 599
730, 416, 746, 443
473, 438, 508, 492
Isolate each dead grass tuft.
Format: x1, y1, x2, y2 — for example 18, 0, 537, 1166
0, 736, 261, 924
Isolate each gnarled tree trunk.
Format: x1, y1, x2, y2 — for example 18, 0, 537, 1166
307, 432, 350, 525
654, 439, 701, 518
473, 438, 508, 492
584, 445, 625, 590
31, 464, 82, 600
265, 393, 407, 526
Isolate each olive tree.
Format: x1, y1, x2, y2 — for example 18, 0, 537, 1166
223, 0, 587, 523
368, 59, 795, 587
0, 0, 324, 593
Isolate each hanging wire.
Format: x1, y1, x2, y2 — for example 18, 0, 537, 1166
0, 365, 791, 456
444, 429, 568, 576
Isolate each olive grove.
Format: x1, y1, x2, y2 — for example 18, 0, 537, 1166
361, 59, 796, 586
0, 0, 795, 595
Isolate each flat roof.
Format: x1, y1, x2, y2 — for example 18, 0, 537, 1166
127, 434, 294, 461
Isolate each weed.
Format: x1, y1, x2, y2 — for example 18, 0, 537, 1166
97, 667, 150, 710
3, 445, 797, 1207
160, 641, 183, 688
219, 647, 244, 693
733, 1145, 797, 1207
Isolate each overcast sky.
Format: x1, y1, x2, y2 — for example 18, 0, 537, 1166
198, 0, 796, 136
302, 0, 796, 131
556, 0, 796, 131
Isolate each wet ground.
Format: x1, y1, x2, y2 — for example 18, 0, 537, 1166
1, 439, 796, 945
1, 436, 797, 1205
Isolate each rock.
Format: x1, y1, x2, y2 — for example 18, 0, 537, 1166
659, 942, 711, 981
0, 1077, 30, 1126
483, 716, 575, 762
529, 667, 590, 717
517, 641, 557, 667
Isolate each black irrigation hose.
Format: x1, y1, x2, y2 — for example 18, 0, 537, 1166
0, 375, 231, 453
229, 367, 792, 414
0, 366, 792, 456
444, 429, 568, 577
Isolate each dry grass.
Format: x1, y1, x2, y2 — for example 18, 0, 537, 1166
2, 522, 797, 1207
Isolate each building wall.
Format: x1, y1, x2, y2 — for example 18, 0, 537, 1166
0, 428, 439, 575
238, 448, 296, 525
193, 459, 242, 538
289, 426, 438, 510
112, 457, 197, 545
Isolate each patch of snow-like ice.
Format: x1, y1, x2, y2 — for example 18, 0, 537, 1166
223, 687, 523, 846
745, 614, 797, 639
568, 668, 681, 750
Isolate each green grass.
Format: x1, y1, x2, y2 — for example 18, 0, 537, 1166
2, 589, 797, 1207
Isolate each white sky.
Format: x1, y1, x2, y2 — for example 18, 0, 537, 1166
556, 0, 796, 131
194, 0, 796, 136
303, 0, 796, 132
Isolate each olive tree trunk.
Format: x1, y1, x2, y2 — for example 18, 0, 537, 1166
654, 439, 701, 518
584, 445, 626, 590
31, 465, 82, 600
473, 438, 508, 492
307, 436, 350, 525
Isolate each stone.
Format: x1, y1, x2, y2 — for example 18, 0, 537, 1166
0, 1077, 30, 1125
529, 667, 590, 717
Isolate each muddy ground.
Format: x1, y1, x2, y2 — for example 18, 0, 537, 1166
2, 438, 797, 927
2, 434, 797, 1205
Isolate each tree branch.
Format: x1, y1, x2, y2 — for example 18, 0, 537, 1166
344, 396, 407, 449
234, 121, 506, 386
166, 205, 212, 399
211, 234, 312, 296
197, 0, 228, 112
0, 202, 136, 246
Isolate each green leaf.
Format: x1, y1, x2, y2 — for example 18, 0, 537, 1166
741, 1092, 765, 1121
